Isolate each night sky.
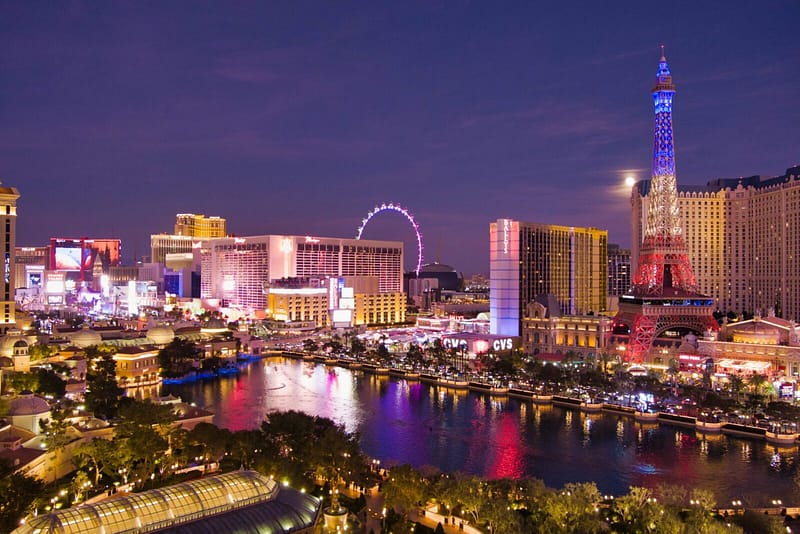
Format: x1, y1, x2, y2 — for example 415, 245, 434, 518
2, 2, 798, 275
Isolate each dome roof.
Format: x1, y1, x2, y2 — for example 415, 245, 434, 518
146, 326, 175, 345
420, 262, 457, 273
201, 318, 228, 332
729, 320, 781, 345
71, 326, 103, 348
8, 393, 50, 416
0, 334, 29, 357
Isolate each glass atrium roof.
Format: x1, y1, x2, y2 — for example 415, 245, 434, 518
13, 470, 320, 534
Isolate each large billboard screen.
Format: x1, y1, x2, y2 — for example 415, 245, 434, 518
51, 237, 118, 277
54, 246, 83, 270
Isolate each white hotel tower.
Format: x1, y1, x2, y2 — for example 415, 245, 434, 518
200, 234, 403, 314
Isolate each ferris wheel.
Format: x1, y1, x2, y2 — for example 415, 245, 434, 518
356, 203, 424, 276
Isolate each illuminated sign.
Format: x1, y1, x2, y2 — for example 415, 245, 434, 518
304, 236, 320, 243
280, 238, 293, 254
493, 338, 514, 351
679, 354, 703, 362
443, 338, 467, 350
502, 219, 509, 254
234, 237, 246, 244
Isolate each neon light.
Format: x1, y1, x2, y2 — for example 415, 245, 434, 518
356, 202, 424, 275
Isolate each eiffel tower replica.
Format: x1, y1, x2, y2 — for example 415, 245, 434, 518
613, 48, 718, 363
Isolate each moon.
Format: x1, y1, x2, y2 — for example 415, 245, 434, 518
625, 176, 636, 187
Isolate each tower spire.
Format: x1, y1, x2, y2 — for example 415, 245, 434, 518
609, 50, 718, 363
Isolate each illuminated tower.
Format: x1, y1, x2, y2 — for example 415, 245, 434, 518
612, 49, 717, 362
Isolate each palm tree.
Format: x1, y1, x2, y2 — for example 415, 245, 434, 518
729, 375, 745, 403
748, 373, 768, 396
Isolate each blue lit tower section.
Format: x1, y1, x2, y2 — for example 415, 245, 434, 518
490, 218, 520, 336
632, 47, 696, 294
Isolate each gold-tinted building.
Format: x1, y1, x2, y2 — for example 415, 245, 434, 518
150, 213, 226, 264
632, 165, 800, 320
522, 301, 612, 357
0, 186, 20, 332
174, 213, 227, 238
490, 219, 607, 336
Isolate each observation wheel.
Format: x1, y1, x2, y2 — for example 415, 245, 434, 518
356, 203, 424, 276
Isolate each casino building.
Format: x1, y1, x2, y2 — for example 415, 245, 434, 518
631, 165, 800, 321
200, 234, 405, 326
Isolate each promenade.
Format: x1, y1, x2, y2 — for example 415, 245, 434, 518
359, 484, 482, 534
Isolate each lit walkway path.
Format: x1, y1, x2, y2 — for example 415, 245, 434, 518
356, 485, 482, 534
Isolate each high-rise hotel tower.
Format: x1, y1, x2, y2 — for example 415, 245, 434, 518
0, 185, 20, 332
632, 166, 800, 322
490, 220, 607, 337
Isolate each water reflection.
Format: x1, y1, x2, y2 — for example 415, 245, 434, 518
163, 357, 799, 505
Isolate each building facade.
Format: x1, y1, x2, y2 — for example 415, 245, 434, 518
490, 218, 607, 337
150, 213, 226, 264
150, 234, 196, 265
607, 244, 631, 296
174, 213, 227, 238
0, 186, 20, 332
201, 234, 404, 317
632, 165, 800, 321
522, 301, 613, 357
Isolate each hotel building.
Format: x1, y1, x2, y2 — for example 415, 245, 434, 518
490, 219, 607, 337
151, 213, 227, 264
0, 186, 20, 332
174, 213, 226, 238
522, 301, 613, 358
200, 234, 404, 325
607, 244, 631, 297
631, 165, 800, 321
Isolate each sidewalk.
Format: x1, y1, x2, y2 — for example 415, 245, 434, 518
408, 505, 481, 534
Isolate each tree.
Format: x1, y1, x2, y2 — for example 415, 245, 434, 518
302, 339, 319, 354
382, 465, 428, 521
481, 479, 522, 533
322, 335, 344, 356
406, 344, 424, 369
228, 429, 264, 470
729, 375, 745, 403
70, 470, 91, 503
74, 438, 121, 486
539, 482, 603, 534
185, 422, 231, 465
158, 338, 200, 378
350, 336, 367, 359
747, 373, 768, 396
35, 367, 66, 397
85, 350, 124, 420
376, 342, 391, 364
0, 472, 45, 532
115, 400, 176, 483
28, 344, 56, 362
5, 371, 38, 394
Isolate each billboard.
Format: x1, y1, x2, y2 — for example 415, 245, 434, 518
53, 246, 92, 271
50, 238, 120, 281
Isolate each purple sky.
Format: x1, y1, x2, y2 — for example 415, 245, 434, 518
2, 2, 798, 275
